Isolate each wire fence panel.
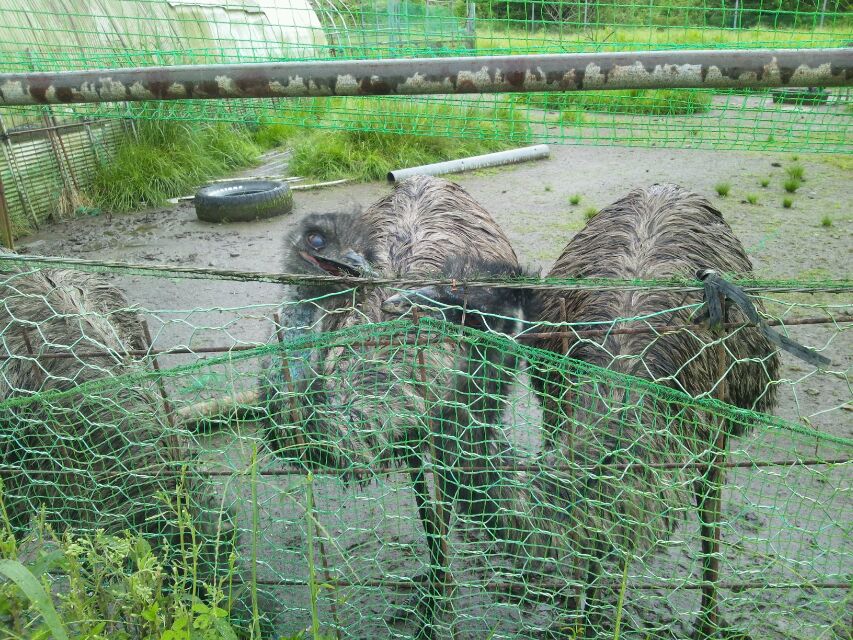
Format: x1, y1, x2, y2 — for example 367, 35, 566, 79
0, 256, 850, 639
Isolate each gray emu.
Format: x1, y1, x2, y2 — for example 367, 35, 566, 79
262, 175, 520, 637
388, 184, 789, 637
0, 261, 267, 634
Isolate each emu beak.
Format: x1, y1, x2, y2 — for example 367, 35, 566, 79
299, 250, 372, 277
341, 250, 372, 275
381, 285, 457, 315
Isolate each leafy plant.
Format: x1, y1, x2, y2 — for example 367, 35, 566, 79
0, 495, 244, 640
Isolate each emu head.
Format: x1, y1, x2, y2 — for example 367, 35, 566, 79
284, 210, 377, 278
381, 256, 530, 335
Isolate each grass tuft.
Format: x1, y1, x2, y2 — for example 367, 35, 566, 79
583, 206, 599, 221
782, 197, 793, 209
760, 178, 770, 188
715, 182, 730, 197
746, 194, 758, 205
821, 215, 832, 227
569, 194, 582, 205
786, 164, 805, 181
783, 177, 801, 193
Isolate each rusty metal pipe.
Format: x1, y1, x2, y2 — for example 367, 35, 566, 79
1, 48, 851, 106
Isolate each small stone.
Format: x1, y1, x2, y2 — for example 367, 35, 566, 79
229, 251, 240, 257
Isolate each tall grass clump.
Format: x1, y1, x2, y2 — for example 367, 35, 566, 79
516, 88, 712, 116
88, 121, 263, 212
288, 97, 531, 181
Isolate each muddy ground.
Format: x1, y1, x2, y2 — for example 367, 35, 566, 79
14, 144, 853, 639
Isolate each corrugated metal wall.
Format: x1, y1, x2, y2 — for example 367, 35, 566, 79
0, 115, 126, 236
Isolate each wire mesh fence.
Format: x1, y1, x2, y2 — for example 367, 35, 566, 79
1, 251, 850, 639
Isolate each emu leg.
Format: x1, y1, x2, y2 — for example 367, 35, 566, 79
694, 448, 734, 640
387, 459, 449, 640
582, 536, 607, 640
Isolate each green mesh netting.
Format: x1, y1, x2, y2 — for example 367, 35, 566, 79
1, 260, 850, 639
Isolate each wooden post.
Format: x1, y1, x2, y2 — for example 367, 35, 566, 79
142, 321, 175, 428
0, 171, 14, 250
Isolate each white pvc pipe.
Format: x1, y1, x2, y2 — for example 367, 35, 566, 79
387, 144, 550, 183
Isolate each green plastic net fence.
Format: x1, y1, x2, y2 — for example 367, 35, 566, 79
0, 258, 850, 639
0, 1, 851, 239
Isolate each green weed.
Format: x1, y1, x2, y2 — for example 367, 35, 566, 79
783, 197, 793, 208
715, 182, 731, 197
517, 88, 712, 116
784, 177, 801, 193
760, 178, 770, 188
746, 194, 759, 205
821, 215, 832, 227
0, 524, 243, 639
786, 164, 805, 181
569, 194, 582, 205
583, 206, 599, 220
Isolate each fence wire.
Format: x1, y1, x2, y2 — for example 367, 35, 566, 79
0, 257, 850, 639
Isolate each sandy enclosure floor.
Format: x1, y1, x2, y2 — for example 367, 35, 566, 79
13, 144, 853, 639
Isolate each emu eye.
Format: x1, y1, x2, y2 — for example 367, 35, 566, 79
306, 232, 326, 250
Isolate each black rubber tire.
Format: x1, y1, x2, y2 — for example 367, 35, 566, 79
194, 180, 293, 223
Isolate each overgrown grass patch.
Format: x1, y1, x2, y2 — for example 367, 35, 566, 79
88, 121, 263, 212
286, 97, 531, 181
86, 97, 531, 210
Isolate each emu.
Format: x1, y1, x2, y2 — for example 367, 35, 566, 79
0, 260, 268, 635
388, 184, 799, 637
262, 175, 520, 637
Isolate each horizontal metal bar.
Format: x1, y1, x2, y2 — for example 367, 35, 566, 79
252, 577, 850, 591
0, 48, 851, 106
0, 119, 99, 141
2, 253, 850, 293
4, 457, 849, 477
0, 314, 845, 362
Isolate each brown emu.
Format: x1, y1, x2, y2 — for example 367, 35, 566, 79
0, 261, 266, 633
389, 184, 793, 637
262, 176, 520, 637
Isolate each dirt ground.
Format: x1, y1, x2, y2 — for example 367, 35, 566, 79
14, 144, 853, 639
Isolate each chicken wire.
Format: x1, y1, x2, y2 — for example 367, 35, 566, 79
0, 257, 850, 640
